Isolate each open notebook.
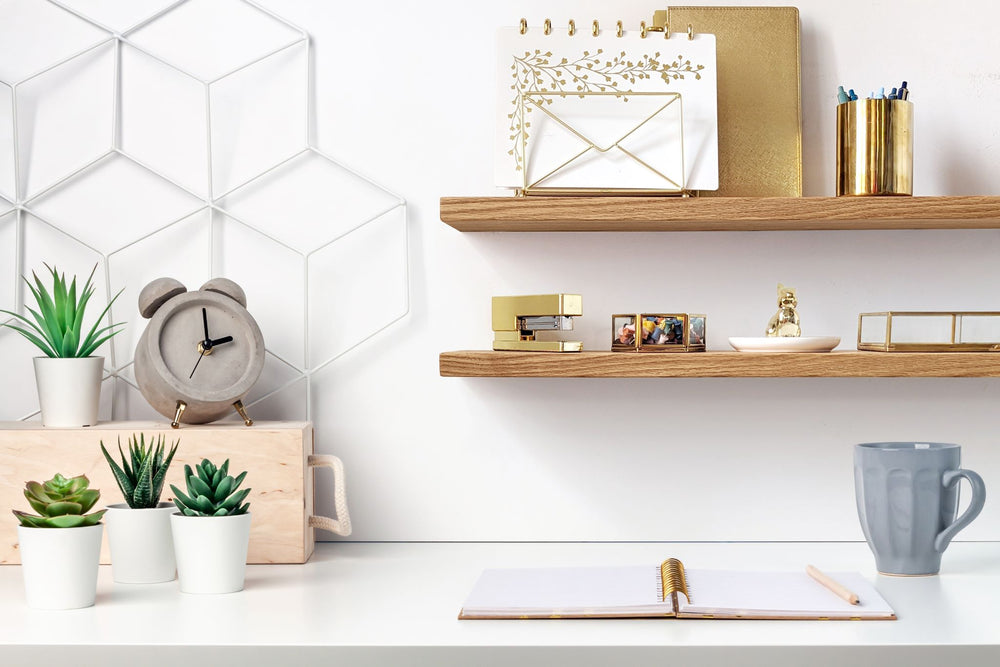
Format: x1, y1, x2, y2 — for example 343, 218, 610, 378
460, 559, 896, 620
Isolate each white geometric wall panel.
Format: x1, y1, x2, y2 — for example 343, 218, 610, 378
0, 0, 409, 422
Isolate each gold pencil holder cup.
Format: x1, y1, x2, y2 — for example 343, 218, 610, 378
836, 99, 913, 196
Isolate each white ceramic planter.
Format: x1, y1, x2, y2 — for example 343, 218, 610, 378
17, 524, 103, 609
33, 356, 104, 427
171, 512, 251, 594
105, 503, 176, 583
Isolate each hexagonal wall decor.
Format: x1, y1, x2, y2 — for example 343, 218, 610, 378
0, 0, 115, 201
1, 0, 409, 422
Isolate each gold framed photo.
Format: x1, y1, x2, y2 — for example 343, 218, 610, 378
612, 314, 706, 352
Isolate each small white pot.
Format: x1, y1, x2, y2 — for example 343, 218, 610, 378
105, 503, 176, 583
17, 524, 103, 609
171, 512, 251, 594
33, 356, 104, 427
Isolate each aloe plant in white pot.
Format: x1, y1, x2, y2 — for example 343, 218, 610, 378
13, 473, 107, 609
0, 264, 124, 426
101, 433, 180, 584
170, 458, 252, 594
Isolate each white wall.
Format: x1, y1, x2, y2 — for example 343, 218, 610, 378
3, 0, 1000, 542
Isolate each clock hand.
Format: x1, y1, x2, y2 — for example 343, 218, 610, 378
210, 336, 233, 346
202, 307, 210, 345
188, 348, 206, 379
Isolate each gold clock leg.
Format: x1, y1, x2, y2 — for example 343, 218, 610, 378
233, 400, 253, 427
171, 401, 187, 429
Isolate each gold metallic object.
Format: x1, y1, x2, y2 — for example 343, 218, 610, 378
858, 312, 1000, 352
665, 6, 802, 197
196, 341, 213, 356
519, 18, 527, 34
592, 19, 599, 37
660, 558, 690, 603
568, 19, 575, 36
837, 99, 913, 196
766, 284, 801, 337
233, 400, 254, 426
517, 90, 686, 196
639, 20, 647, 38
171, 400, 187, 429
543, 18, 551, 35
612, 313, 706, 352
492, 294, 583, 352
687, 24, 693, 40
616, 20, 623, 38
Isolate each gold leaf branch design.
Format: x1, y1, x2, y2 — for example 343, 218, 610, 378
507, 48, 705, 171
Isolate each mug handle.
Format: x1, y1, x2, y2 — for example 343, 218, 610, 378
934, 469, 986, 553
306, 454, 353, 537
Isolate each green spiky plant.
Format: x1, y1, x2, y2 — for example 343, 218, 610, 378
13, 473, 107, 528
100, 434, 179, 509
0, 264, 124, 357
170, 459, 251, 517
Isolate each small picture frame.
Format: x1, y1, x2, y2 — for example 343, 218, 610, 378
612, 313, 707, 352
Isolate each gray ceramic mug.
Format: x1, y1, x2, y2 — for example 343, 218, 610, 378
854, 442, 986, 575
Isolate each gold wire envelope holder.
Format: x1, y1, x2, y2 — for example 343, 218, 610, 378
858, 312, 1000, 352
517, 90, 689, 197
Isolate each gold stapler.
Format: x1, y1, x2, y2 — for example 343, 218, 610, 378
492, 294, 583, 352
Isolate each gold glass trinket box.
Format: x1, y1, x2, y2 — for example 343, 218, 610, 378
858, 312, 1000, 352
612, 313, 706, 352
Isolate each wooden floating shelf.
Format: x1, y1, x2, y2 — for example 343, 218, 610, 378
440, 195, 1000, 232
439, 351, 1000, 378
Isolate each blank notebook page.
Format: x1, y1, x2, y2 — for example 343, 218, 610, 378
461, 566, 669, 617
678, 570, 895, 619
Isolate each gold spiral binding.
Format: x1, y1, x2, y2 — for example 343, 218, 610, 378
660, 558, 690, 603
520, 17, 695, 40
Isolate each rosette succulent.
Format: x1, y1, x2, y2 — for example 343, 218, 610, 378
101, 433, 179, 509
170, 458, 251, 517
13, 473, 107, 528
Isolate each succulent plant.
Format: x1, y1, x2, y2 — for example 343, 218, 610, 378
170, 458, 251, 517
0, 264, 124, 358
13, 473, 107, 528
100, 434, 179, 509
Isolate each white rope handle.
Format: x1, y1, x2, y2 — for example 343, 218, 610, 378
307, 454, 352, 536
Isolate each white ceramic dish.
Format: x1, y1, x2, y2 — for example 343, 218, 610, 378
728, 336, 841, 353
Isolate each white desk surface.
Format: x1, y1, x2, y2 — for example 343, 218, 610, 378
1, 541, 998, 666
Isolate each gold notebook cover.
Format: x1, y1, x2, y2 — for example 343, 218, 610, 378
665, 6, 802, 196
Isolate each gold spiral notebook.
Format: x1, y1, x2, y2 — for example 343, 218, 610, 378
459, 559, 896, 620
663, 6, 803, 196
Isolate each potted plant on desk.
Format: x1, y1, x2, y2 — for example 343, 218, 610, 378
170, 458, 252, 594
101, 433, 179, 583
13, 473, 106, 609
0, 264, 123, 426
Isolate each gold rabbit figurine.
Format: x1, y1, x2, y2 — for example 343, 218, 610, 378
766, 283, 801, 337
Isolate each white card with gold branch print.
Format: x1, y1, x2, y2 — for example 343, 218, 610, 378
496, 26, 718, 193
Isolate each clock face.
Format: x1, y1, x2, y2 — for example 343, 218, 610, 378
147, 291, 264, 404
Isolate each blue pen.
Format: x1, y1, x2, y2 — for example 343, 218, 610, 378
900, 80, 909, 101
837, 85, 850, 104
848, 89, 858, 101
888, 87, 897, 100
875, 87, 885, 99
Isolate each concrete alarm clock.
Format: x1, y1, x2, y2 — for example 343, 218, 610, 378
133, 277, 265, 428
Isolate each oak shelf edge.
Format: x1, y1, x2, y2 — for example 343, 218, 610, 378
439, 196, 1000, 232
439, 350, 1000, 378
